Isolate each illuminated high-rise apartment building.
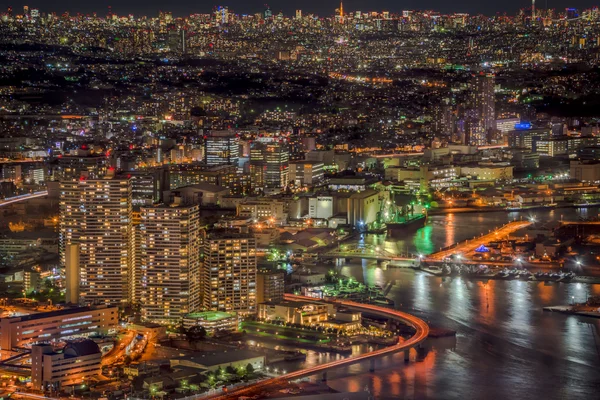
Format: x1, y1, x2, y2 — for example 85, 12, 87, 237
470, 73, 496, 136
139, 205, 201, 323
59, 178, 133, 306
202, 233, 257, 315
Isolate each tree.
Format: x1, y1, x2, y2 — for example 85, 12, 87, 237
185, 325, 207, 342
225, 366, 236, 375
246, 363, 255, 374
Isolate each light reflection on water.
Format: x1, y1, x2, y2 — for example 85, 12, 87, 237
318, 266, 600, 399
290, 209, 600, 399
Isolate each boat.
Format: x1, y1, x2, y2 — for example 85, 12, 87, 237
386, 215, 427, 237
283, 351, 307, 361
506, 203, 556, 212
369, 296, 395, 307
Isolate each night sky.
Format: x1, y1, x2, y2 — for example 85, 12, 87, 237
0, 1, 598, 17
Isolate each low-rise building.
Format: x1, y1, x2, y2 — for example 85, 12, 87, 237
169, 183, 230, 206
257, 300, 333, 325
170, 350, 265, 373
571, 161, 600, 183
320, 310, 362, 332
0, 306, 118, 358
31, 340, 102, 391
182, 311, 239, 333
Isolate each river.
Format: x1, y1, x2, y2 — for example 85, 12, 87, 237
282, 208, 600, 399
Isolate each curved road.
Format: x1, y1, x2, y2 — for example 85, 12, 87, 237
208, 294, 429, 400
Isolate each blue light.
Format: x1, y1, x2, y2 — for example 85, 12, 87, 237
514, 123, 532, 130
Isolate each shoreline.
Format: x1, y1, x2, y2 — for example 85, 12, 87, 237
543, 305, 600, 319
427, 203, 595, 215
419, 267, 600, 284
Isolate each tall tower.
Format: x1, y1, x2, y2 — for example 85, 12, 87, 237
532, 0, 536, 20
469, 73, 496, 145
139, 205, 201, 323
59, 178, 133, 306
202, 232, 257, 315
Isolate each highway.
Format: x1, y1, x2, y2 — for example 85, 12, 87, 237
0, 191, 48, 207
207, 294, 429, 400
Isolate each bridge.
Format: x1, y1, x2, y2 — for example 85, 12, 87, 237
427, 220, 532, 261
0, 191, 48, 208
321, 243, 417, 262
559, 220, 600, 225
206, 294, 429, 400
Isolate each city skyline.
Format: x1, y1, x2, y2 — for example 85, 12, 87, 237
1, 0, 599, 17
1, 0, 600, 397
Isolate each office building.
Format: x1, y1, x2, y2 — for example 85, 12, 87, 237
54, 151, 108, 180
508, 127, 551, 150
32, 340, 102, 391
139, 205, 201, 323
289, 161, 324, 186
256, 269, 285, 303
202, 233, 257, 315
496, 118, 521, 133
0, 306, 118, 358
204, 130, 239, 166
250, 140, 290, 189
59, 178, 133, 305
236, 199, 287, 222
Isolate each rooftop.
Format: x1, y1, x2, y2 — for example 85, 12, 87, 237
1, 305, 115, 323
184, 311, 236, 321
174, 349, 263, 367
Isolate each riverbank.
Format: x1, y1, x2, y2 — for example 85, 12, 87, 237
427, 203, 580, 215
420, 266, 600, 284
543, 305, 600, 319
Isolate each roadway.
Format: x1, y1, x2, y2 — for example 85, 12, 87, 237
101, 330, 136, 366
427, 220, 532, 261
206, 294, 429, 400
0, 191, 48, 207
